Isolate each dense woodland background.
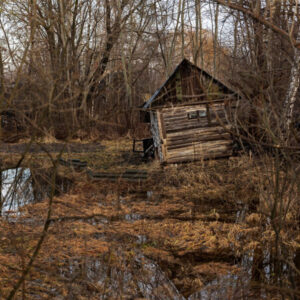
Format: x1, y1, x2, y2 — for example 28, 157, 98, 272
0, 0, 299, 145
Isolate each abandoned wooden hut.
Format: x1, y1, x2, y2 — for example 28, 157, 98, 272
142, 59, 239, 163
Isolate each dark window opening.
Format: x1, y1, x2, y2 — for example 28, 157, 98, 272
187, 110, 207, 119
140, 111, 150, 123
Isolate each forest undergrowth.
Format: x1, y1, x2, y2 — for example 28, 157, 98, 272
0, 139, 299, 299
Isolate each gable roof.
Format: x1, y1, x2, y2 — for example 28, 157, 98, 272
143, 58, 241, 109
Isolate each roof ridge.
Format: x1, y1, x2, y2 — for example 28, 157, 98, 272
143, 58, 241, 109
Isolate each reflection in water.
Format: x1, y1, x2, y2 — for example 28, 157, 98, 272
235, 201, 248, 224
188, 273, 250, 300
147, 190, 154, 199
57, 252, 185, 300
1, 168, 33, 214
0, 168, 72, 215
1, 170, 297, 299
124, 213, 142, 222
188, 247, 298, 300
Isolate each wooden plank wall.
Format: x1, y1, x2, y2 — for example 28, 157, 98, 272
150, 111, 164, 161
158, 102, 235, 163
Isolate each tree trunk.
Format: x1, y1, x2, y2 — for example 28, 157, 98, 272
284, 46, 300, 137
0, 47, 4, 95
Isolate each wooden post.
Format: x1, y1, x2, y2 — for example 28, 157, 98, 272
157, 111, 167, 162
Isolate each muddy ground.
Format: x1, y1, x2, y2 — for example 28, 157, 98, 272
0, 139, 299, 299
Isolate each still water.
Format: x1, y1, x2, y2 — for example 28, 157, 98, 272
0, 167, 71, 215
0, 169, 298, 299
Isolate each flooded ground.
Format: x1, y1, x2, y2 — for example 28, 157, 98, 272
0, 139, 299, 299
0, 167, 72, 215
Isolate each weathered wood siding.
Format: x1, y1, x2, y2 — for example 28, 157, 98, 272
150, 111, 164, 161
156, 102, 235, 163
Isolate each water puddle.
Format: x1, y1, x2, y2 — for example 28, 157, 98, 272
136, 234, 148, 245
124, 213, 142, 222
0, 167, 72, 215
188, 273, 250, 300
188, 247, 298, 300
147, 190, 154, 199
1, 168, 33, 214
1, 168, 298, 299
56, 252, 185, 299
235, 201, 249, 224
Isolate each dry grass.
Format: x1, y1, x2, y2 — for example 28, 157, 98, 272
0, 138, 299, 299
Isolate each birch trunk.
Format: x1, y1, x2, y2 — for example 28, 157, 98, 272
284, 46, 300, 135
284, 1, 300, 137
181, 0, 185, 59
167, 0, 181, 74
0, 47, 4, 95
213, 2, 219, 76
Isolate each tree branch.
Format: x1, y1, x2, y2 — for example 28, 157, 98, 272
212, 0, 300, 49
